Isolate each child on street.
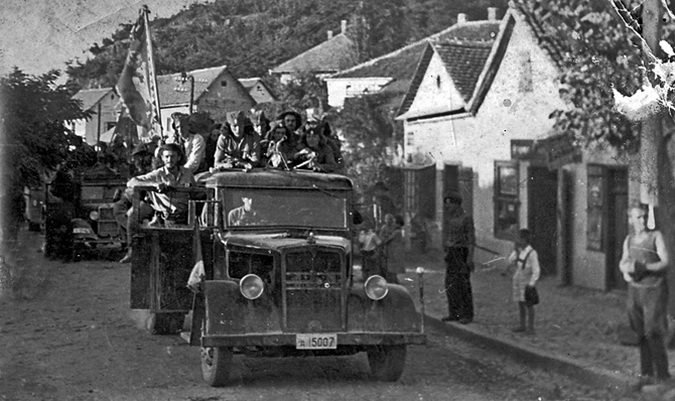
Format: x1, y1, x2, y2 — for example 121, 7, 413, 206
358, 220, 382, 280
379, 214, 405, 284
507, 229, 541, 334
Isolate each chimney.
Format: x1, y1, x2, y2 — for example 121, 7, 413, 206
487, 7, 498, 21
457, 13, 467, 24
341, 20, 347, 34
327, 30, 333, 40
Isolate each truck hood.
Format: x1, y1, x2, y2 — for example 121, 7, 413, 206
218, 232, 351, 253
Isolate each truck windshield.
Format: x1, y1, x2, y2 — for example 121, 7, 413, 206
223, 188, 348, 229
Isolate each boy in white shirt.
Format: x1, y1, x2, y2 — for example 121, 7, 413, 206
358, 220, 382, 281
507, 229, 541, 334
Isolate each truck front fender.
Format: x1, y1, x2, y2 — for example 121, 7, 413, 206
347, 284, 422, 333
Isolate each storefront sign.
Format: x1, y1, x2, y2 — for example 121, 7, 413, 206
534, 133, 581, 170
510, 140, 535, 160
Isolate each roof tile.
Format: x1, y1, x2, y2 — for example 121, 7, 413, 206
270, 34, 358, 74
156, 65, 229, 107
433, 41, 494, 102
72, 88, 114, 111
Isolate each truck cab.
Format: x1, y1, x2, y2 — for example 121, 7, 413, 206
129, 169, 426, 387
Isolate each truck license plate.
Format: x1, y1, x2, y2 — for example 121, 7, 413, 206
296, 333, 337, 349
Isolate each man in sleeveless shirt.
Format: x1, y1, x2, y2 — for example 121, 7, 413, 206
441, 192, 475, 324
620, 204, 670, 384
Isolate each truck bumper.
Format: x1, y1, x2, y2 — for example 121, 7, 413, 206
200, 332, 426, 348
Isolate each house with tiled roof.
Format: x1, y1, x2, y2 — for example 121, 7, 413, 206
270, 20, 359, 85
324, 10, 501, 109
397, 4, 644, 292
157, 65, 256, 125
238, 77, 278, 104
71, 88, 120, 145
71, 66, 256, 144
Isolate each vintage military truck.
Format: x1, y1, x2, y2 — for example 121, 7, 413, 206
129, 169, 426, 387
44, 163, 127, 260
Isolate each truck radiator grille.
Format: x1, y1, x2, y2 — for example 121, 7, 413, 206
285, 250, 343, 332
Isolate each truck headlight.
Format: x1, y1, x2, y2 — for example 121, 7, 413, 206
240, 274, 264, 300
364, 275, 388, 300
89, 211, 99, 221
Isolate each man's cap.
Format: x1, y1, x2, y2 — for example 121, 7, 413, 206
250, 110, 269, 125
305, 108, 322, 123
226, 110, 252, 127
131, 143, 151, 156
444, 192, 463, 204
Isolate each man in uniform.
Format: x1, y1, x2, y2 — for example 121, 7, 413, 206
227, 195, 259, 226
161, 112, 207, 174
119, 143, 196, 263
620, 204, 670, 385
441, 192, 475, 324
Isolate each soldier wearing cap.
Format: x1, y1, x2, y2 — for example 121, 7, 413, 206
114, 142, 159, 262
441, 191, 475, 324
160, 112, 207, 174
213, 111, 261, 170
119, 143, 196, 263
261, 120, 296, 169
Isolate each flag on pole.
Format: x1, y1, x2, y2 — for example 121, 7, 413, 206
187, 219, 205, 291
116, 6, 162, 142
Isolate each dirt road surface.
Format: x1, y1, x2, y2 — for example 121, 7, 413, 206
0, 229, 635, 400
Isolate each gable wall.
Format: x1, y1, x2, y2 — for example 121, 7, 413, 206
406, 53, 465, 116
326, 77, 394, 108
248, 83, 276, 104
77, 91, 119, 145
197, 72, 256, 121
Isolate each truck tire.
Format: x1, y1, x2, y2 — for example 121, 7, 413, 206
201, 347, 232, 387
367, 344, 407, 381
146, 312, 184, 335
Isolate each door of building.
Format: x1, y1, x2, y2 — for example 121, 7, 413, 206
527, 166, 558, 276
606, 168, 628, 290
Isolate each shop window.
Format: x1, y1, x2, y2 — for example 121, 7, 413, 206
406, 131, 414, 147
494, 161, 520, 240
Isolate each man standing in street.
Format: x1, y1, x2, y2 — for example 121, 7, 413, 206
442, 192, 475, 324
620, 204, 670, 385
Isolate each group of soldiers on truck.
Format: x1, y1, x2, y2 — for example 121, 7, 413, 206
117, 108, 344, 263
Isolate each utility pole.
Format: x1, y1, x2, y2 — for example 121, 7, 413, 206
181, 72, 195, 114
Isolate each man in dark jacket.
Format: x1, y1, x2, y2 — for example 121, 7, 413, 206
441, 192, 475, 324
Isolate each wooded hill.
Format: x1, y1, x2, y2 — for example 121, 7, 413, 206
67, 0, 508, 88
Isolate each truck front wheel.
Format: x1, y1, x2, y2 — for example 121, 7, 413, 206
201, 346, 232, 387
367, 344, 407, 381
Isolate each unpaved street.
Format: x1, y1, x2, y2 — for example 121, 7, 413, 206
0, 230, 630, 401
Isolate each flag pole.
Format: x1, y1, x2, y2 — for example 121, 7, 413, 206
142, 5, 163, 136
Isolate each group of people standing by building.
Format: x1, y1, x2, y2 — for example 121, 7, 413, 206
438, 193, 671, 386
358, 214, 406, 284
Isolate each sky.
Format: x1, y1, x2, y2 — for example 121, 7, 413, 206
0, 0, 214, 77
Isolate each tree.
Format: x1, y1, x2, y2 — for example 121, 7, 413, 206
515, 0, 646, 150
335, 93, 403, 205
0, 68, 92, 241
